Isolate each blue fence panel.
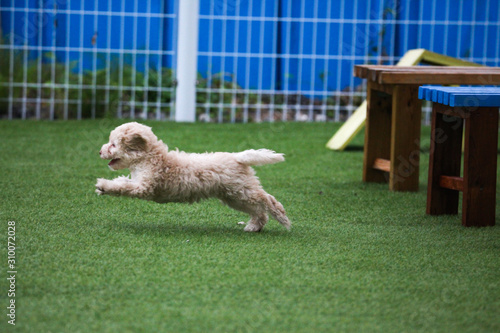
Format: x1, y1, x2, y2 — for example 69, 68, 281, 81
198, 1, 278, 91
0, 0, 176, 71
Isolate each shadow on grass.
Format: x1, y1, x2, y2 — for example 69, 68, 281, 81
118, 220, 291, 239
341, 145, 364, 152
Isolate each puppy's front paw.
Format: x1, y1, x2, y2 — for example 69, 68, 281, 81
95, 178, 109, 195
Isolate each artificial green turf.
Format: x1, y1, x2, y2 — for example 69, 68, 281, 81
0, 120, 499, 333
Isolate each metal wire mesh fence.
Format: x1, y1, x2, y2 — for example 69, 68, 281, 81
1, 0, 499, 122
0, 0, 177, 120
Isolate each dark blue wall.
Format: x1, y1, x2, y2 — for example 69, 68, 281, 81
1, 0, 499, 95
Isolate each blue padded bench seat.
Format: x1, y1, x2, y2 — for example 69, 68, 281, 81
418, 85, 500, 107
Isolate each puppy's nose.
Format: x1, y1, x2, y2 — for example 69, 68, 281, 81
99, 150, 102, 155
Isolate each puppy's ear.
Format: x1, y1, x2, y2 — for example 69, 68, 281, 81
123, 133, 147, 151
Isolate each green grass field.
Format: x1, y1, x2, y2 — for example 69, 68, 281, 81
0, 120, 499, 332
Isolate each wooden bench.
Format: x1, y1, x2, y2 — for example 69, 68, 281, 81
419, 86, 499, 227
354, 65, 500, 192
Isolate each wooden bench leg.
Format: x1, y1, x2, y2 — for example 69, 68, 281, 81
462, 107, 499, 227
389, 85, 421, 191
363, 82, 392, 183
426, 104, 463, 215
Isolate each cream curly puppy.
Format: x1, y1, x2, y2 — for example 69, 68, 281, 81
95, 122, 290, 232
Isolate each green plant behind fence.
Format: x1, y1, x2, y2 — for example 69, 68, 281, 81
0, 49, 362, 121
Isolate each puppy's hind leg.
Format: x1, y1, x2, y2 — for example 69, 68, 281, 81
238, 193, 290, 231
221, 198, 269, 232
244, 213, 269, 232
265, 194, 291, 230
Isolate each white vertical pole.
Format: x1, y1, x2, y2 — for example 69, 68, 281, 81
175, 0, 200, 122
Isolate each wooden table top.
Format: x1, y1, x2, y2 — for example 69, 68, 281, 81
354, 65, 500, 85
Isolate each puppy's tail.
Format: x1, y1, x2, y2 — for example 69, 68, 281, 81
234, 149, 285, 166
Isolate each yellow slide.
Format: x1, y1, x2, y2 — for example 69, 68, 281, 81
325, 49, 481, 151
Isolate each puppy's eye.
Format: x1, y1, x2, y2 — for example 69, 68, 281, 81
111, 144, 116, 147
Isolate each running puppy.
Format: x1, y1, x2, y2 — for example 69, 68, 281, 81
95, 122, 290, 232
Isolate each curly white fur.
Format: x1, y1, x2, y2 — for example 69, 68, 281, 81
96, 122, 290, 232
